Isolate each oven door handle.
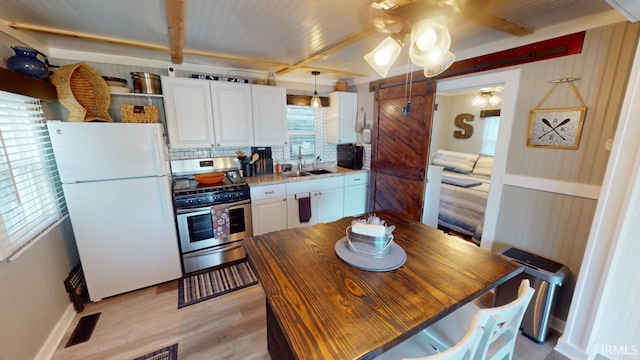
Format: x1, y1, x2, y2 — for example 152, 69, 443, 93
176, 199, 251, 214
183, 242, 244, 258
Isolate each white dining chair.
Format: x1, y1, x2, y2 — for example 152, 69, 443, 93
375, 313, 485, 360
423, 279, 535, 360
375, 279, 534, 360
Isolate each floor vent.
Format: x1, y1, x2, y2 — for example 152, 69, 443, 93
65, 312, 101, 348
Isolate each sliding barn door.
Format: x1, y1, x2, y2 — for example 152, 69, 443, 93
370, 79, 436, 221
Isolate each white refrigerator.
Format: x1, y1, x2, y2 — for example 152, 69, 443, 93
48, 121, 182, 301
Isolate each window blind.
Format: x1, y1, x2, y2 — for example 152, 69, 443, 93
480, 116, 500, 155
0, 90, 67, 261
287, 106, 316, 160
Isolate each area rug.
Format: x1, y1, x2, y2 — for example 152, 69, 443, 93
134, 343, 178, 360
178, 259, 258, 309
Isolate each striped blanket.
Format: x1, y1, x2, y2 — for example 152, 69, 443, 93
438, 171, 490, 243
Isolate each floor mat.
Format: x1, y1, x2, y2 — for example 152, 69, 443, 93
65, 312, 101, 348
134, 343, 178, 360
178, 259, 258, 309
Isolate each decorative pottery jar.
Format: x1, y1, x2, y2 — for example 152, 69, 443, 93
6, 46, 50, 79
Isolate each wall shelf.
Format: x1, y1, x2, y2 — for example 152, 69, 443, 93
110, 92, 163, 98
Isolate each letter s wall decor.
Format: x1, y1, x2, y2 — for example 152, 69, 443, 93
453, 113, 475, 139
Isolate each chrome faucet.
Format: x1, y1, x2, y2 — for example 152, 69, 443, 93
298, 146, 303, 171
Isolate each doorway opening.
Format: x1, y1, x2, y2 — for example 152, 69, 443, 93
423, 69, 521, 250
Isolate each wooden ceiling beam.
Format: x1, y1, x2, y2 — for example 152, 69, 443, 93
475, 15, 534, 36
7, 22, 170, 52
275, 27, 378, 76
165, 0, 185, 64
183, 48, 291, 68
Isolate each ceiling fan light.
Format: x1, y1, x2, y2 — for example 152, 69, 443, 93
409, 21, 451, 67
472, 91, 501, 107
364, 37, 402, 78
471, 94, 489, 107
416, 27, 437, 51
422, 51, 455, 77
489, 94, 502, 106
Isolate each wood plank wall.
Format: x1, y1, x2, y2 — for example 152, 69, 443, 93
493, 21, 640, 321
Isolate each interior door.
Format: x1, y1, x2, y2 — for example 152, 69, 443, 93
371, 79, 436, 221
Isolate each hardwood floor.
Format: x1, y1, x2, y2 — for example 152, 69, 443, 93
52, 280, 568, 359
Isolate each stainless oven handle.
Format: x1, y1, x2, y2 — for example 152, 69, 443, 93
183, 242, 244, 258
176, 199, 251, 214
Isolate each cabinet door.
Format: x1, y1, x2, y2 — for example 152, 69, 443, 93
287, 193, 317, 229
252, 85, 287, 146
161, 76, 215, 149
252, 197, 288, 236
344, 184, 368, 217
327, 92, 357, 144
316, 187, 344, 223
210, 81, 254, 147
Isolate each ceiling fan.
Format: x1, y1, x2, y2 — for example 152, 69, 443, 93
365, 0, 534, 78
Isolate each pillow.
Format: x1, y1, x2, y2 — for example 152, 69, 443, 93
431, 149, 479, 174
472, 155, 494, 176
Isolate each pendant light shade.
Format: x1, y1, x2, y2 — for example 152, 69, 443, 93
363, 36, 403, 78
310, 71, 322, 108
409, 20, 451, 67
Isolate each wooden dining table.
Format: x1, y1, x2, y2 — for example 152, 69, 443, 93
243, 209, 523, 360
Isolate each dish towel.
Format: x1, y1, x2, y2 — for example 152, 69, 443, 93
211, 203, 230, 239
298, 196, 312, 223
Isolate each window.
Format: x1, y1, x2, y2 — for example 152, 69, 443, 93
480, 116, 500, 155
287, 106, 317, 160
0, 90, 67, 261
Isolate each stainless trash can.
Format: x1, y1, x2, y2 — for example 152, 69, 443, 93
493, 247, 569, 343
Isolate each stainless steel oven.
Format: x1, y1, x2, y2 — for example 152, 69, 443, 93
176, 199, 252, 273
171, 157, 252, 274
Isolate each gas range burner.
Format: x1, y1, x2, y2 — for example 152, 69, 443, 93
173, 176, 248, 196
173, 176, 239, 193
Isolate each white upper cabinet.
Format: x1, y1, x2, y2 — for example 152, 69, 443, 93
161, 76, 216, 149
210, 81, 254, 147
326, 91, 357, 144
162, 76, 287, 149
252, 85, 287, 146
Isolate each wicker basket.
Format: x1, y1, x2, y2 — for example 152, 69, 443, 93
51, 63, 112, 122
120, 104, 158, 123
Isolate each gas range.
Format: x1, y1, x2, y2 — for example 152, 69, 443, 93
170, 157, 253, 274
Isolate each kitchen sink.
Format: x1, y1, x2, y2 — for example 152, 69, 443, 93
305, 169, 335, 175
279, 170, 312, 178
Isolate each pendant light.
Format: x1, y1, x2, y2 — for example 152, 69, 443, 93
310, 71, 322, 108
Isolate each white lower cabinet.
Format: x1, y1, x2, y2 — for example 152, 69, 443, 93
286, 192, 318, 229
343, 173, 369, 217
250, 172, 367, 235
250, 184, 287, 236
316, 187, 344, 223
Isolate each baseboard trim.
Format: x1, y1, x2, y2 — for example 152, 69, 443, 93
36, 303, 75, 360
550, 315, 566, 334
555, 338, 590, 360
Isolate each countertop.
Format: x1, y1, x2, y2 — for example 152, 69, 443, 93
244, 209, 523, 359
243, 166, 369, 187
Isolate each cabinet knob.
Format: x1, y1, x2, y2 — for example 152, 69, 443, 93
283, 198, 286, 201
216, 143, 221, 147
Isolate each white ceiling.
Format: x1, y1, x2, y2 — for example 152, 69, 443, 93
0, 0, 624, 84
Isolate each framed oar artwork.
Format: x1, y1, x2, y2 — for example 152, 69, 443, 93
527, 106, 586, 149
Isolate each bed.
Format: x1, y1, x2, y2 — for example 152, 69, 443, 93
431, 149, 493, 244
